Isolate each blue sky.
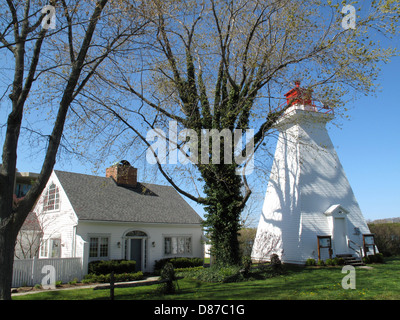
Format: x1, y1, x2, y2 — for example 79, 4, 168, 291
327, 56, 400, 221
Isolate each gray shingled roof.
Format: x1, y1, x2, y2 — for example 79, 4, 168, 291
54, 170, 202, 225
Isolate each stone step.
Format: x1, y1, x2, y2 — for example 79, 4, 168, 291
336, 254, 365, 266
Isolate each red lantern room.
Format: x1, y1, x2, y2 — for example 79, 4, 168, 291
284, 81, 312, 106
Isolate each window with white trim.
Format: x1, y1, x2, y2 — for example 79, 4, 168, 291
39, 238, 61, 258
40, 239, 48, 257
43, 183, 60, 211
89, 236, 110, 259
164, 236, 192, 255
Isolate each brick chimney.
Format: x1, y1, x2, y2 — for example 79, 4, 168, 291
106, 160, 137, 187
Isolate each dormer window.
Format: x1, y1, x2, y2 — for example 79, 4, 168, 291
43, 183, 60, 211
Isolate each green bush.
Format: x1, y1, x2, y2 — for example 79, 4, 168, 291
88, 259, 136, 275
374, 253, 384, 263
364, 253, 384, 264
333, 257, 345, 265
83, 271, 144, 283
154, 257, 203, 272
158, 263, 176, 294
317, 259, 325, 266
305, 258, 316, 266
325, 259, 335, 266
242, 256, 252, 275
368, 223, 400, 256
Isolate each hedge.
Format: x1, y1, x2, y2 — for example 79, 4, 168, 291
88, 259, 136, 275
82, 271, 144, 284
154, 257, 203, 272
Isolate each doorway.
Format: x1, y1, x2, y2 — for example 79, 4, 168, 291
130, 239, 142, 271
124, 230, 147, 271
333, 218, 348, 254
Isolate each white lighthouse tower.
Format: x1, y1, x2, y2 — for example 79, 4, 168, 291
251, 82, 376, 264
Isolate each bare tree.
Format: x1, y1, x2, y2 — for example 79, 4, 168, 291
0, 0, 149, 300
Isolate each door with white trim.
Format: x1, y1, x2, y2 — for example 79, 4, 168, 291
333, 217, 348, 254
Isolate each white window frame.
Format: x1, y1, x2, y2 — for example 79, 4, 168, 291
39, 238, 62, 258
43, 182, 60, 212
163, 235, 192, 256
88, 234, 110, 261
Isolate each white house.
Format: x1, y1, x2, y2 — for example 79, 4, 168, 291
33, 161, 204, 274
252, 82, 376, 264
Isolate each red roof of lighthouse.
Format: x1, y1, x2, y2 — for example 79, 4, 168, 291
284, 81, 312, 106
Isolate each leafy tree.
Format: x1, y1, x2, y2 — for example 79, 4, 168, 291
53, 0, 400, 266
0, 0, 148, 300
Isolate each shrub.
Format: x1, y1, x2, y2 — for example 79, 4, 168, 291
368, 222, 400, 256
158, 263, 176, 294
154, 257, 203, 273
333, 257, 345, 265
88, 259, 136, 275
325, 259, 335, 266
270, 254, 282, 271
83, 271, 144, 283
374, 253, 384, 263
241, 256, 252, 275
305, 258, 316, 266
317, 259, 325, 266
364, 253, 384, 264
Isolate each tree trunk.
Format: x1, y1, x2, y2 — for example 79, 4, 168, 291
0, 216, 18, 300
202, 164, 243, 266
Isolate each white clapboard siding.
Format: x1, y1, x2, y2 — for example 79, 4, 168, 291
12, 257, 82, 288
252, 103, 371, 264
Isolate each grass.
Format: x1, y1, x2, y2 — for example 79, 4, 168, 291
13, 257, 400, 300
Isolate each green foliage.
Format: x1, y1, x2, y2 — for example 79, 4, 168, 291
154, 257, 203, 273
202, 163, 243, 266
88, 260, 136, 275
241, 256, 252, 275
363, 253, 384, 264
325, 259, 335, 266
174, 266, 204, 273
178, 259, 286, 283
334, 257, 345, 266
83, 271, 144, 284
368, 223, 400, 256
188, 265, 243, 283
306, 259, 316, 266
158, 263, 177, 294
317, 260, 325, 266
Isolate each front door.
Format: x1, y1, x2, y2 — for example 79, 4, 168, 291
130, 239, 142, 271
333, 218, 348, 254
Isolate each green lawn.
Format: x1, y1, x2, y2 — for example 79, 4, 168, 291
13, 257, 400, 300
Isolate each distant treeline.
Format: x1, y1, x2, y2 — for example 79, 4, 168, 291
368, 222, 400, 256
